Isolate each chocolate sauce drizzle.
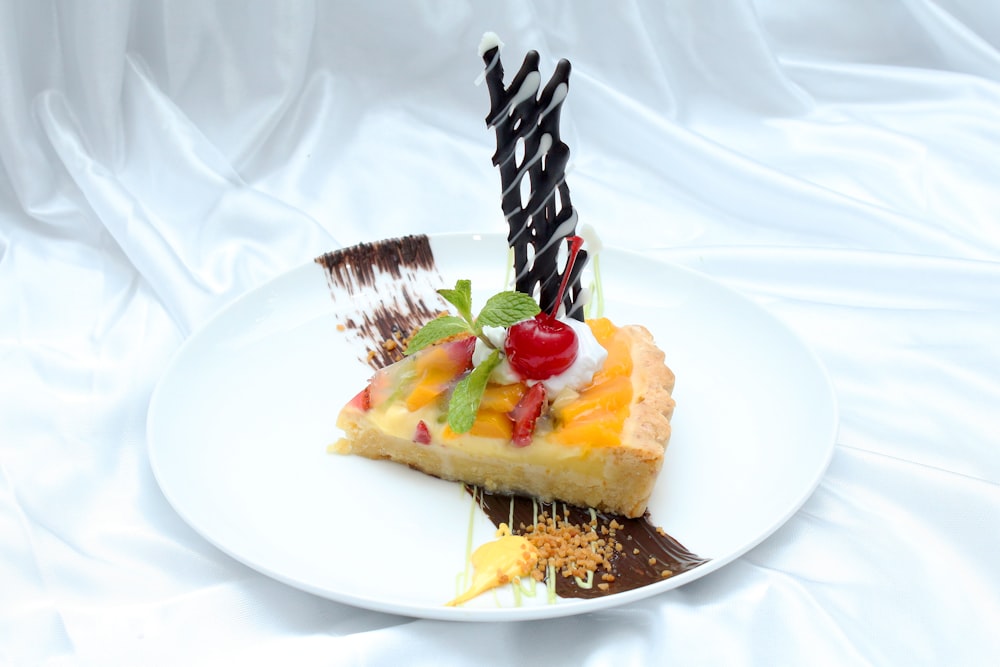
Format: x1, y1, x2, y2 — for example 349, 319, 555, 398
482, 44, 588, 320
315, 235, 444, 369
474, 489, 709, 599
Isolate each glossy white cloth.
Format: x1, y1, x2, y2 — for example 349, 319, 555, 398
2, 1, 998, 664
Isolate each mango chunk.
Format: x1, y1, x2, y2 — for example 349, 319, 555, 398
478, 383, 527, 413
404, 340, 473, 412
586, 317, 617, 345
552, 412, 622, 447
469, 409, 514, 440
551, 319, 634, 448
589, 331, 632, 386
554, 375, 632, 423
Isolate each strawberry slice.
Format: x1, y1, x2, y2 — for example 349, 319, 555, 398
347, 384, 372, 411
509, 383, 547, 447
447, 335, 477, 371
413, 420, 432, 445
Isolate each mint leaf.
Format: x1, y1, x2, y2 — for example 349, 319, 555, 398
447, 349, 502, 433
475, 291, 540, 330
437, 280, 474, 324
404, 316, 472, 355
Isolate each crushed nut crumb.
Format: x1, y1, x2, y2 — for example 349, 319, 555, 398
520, 510, 620, 586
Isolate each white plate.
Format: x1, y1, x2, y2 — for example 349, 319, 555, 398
147, 233, 837, 621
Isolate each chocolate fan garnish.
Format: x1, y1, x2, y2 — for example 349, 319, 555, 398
481, 37, 588, 321
315, 235, 444, 369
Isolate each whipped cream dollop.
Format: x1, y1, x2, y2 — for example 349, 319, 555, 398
473, 325, 521, 384
472, 319, 608, 394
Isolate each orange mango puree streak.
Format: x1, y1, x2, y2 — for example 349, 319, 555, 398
394, 318, 631, 448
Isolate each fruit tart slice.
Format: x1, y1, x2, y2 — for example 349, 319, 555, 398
332, 265, 676, 518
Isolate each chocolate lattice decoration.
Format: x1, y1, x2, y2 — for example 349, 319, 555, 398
482, 44, 588, 321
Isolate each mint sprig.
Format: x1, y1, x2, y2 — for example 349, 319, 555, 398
436, 279, 475, 324
404, 315, 470, 354
448, 349, 502, 433
475, 291, 541, 329
404, 280, 539, 355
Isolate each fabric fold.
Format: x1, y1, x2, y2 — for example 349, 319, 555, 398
1, 2, 999, 664
33, 56, 336, 334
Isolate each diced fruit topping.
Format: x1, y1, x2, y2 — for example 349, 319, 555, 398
404, 336, 476, 411
510, 382, 547, 447
414, 420, 431, 444
469, 410, 514, 440
551, 319, 632, 448
550, 415, 621, 448
587, 317, 617, 343
445, 335, 477, 367
403, 280, 540, 433
555, 375, 631, 423
347, 385, 372, 412
479, 382, 528, 413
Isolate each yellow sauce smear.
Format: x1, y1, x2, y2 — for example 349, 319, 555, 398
445, 524, 540, 607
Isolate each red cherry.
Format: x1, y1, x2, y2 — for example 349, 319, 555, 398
502, 234, 585, 381
504, 313, 579, 380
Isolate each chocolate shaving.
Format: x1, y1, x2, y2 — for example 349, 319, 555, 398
482, 44, 588, 320
315, 235, 444, 369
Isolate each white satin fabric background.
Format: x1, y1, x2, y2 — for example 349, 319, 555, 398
2, 1, 998, 665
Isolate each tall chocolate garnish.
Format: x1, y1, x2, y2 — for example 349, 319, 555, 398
480, 34, 588, 321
